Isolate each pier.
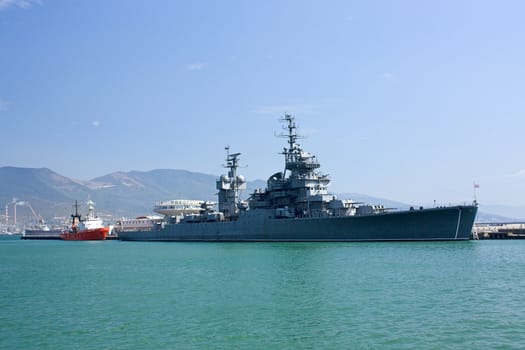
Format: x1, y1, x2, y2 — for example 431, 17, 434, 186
473, 222, 525, 239
21, 234, 61, 240
21, 234, 119, 240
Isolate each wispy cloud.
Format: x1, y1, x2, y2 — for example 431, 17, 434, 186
251, 98, 344, 116
0, 98, 8, 112
92, 121, 100, 127
382, 72, 395, 80
509, 169, 525, 178
251, 104, 313, 116
0, 0, 41, 10
186, 62, 208, 71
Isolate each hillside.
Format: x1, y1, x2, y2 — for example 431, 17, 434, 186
0, 166, 521, 226
0, 167, 265, 224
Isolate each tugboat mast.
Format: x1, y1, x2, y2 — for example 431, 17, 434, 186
71, 200, 82, 231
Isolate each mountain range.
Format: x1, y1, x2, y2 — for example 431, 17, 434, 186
0, 166, 521, 226
0, 166, 265, 225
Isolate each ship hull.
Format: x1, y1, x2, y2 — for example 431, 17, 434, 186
25, 229, 62, 236
0, 233, 23, 240
23, 229, 63, 239
60, 227, 109, 241
118, 205, 477, 242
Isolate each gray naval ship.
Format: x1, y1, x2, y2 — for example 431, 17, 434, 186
118, 114, 478, 242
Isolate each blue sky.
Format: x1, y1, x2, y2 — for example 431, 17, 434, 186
1, 0, 524, 210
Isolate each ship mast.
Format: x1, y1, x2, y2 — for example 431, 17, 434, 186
280, 114, 320, 178
216, 146, 246, 219
280, 114, 299, 177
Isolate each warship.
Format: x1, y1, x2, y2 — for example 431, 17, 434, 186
118, 114, 478, 242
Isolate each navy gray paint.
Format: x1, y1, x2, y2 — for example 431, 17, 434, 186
118, 115, 477, 242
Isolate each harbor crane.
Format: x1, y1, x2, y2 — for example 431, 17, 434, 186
5, 199, 43, 226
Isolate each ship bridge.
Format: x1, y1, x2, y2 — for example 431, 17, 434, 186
282, 119, 321, 174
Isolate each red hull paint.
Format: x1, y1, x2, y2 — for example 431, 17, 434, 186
60, 227, 109, 241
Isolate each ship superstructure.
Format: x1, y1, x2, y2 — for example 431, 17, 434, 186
217, 146, 247, 219
248, 114, 380, 218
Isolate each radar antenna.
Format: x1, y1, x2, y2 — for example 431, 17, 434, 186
278, 113, 304, 154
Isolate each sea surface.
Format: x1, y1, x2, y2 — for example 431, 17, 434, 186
1, 240, 524, 350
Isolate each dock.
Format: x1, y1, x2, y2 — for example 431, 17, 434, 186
21, 234, 119, 240
473, 222, 525, 239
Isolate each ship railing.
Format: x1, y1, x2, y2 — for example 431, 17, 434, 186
384, 201, 476, 213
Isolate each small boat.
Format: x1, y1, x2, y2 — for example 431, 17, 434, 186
60, 200, 109, 241
24, 221, 64, 239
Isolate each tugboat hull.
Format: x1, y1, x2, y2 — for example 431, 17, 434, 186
60, 227, 109, 241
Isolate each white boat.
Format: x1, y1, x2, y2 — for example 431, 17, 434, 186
153, 199, 215, 217
115, 216, 164, 232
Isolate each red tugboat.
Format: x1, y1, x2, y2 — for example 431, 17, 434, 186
60, 200, 109, 241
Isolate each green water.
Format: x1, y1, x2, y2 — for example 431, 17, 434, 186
1, 240, 524, 349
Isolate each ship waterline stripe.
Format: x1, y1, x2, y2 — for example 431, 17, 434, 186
119, 237, 472, 242
454, 208, 462, 240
